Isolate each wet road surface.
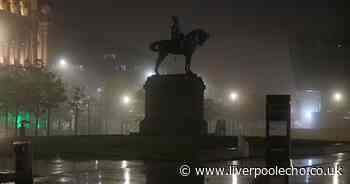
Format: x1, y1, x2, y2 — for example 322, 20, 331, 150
0, 152, 349, 183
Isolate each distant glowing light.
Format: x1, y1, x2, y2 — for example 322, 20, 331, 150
122, 95, 131, 105
229, 92, 239, 102
95, 160, 99, 170
304, 111, 313, 121
59, 59, 67, 68
302, 107, 314, 123
58, 177, 70, 183
97, 88, 103, 93
336, 152, 344, 157
121, 160, 128, 168
308, 159, 313, 166
333, 92, 343, 103
79, 65, 85, 71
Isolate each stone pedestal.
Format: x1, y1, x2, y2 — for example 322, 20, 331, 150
140, 74, 207, 136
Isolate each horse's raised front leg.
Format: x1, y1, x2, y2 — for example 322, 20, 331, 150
185, 54, 193, 74
155, 51, 168, 75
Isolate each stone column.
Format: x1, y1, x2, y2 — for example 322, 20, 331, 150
3, 46, 8, 65
20, 46, 25, 65
42, 26, 48, 65
0, 45, 3, 64
15, 46, 20, 65
30, 0, 38, 64
37, 30, 42, 60
9, 46, 14, 65
0, 0, 4, 10
0, 0, 10, 11
6, 46, 10, 65
24, 39, 29, 65
13, 46, 17, 65
20, 0, 29, 16
39, 21, 49, 65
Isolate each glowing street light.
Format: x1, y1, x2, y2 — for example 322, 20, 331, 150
59, 59, 67, 68
97, 87, 103, 93
229, 92, 239, 102
121, 95, 131, 105
121, 160, 128, 169
304, 111, 313, 122
333, 92, 343, 103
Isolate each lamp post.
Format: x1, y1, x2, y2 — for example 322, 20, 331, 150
86, 96, 91, 135
55, 58, 69, 78
120, 95, 132, 135
229, 92, 239, 136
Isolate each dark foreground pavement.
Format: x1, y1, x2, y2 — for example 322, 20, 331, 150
1, 152, 349, 183
1, 136, 350, 183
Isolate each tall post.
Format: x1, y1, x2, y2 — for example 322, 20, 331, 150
87, 100, 90, 135
35, 105, 39, 136
15, 105, 18, 136
47, 108, 51, 136
74, 105, 79, 136
105, 120, 108, 135
5, 105, 9, 137
0, 45, 3, 64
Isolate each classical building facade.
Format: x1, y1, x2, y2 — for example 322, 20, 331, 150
0, 0, 50, 66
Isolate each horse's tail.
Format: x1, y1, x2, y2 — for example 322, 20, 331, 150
150, 41, 162, 52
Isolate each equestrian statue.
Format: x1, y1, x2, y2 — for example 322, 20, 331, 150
150, 16, 210, 74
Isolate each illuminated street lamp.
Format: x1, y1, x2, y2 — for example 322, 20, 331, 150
229, 92, 239, 103
333, 92, 343, 103
121, 95, 131, 105
59, 59, 67, 68
304, 110, 313, 122
97, 88, 103, 93
228, 91, 240, 135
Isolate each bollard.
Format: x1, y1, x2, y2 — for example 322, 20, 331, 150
13, 140, 33, 184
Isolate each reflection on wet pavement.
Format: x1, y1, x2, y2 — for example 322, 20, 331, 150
1, 152, 349, 183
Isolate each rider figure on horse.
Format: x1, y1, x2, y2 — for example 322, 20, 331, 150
150, 16, 210, 75
170, 16, 185, 48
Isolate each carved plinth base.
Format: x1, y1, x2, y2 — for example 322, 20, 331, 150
140, 74, 207, 136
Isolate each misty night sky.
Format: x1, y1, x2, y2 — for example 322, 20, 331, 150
48, 0, 347, 96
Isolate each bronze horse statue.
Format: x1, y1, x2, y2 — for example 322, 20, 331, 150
150, 29, 210, 74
